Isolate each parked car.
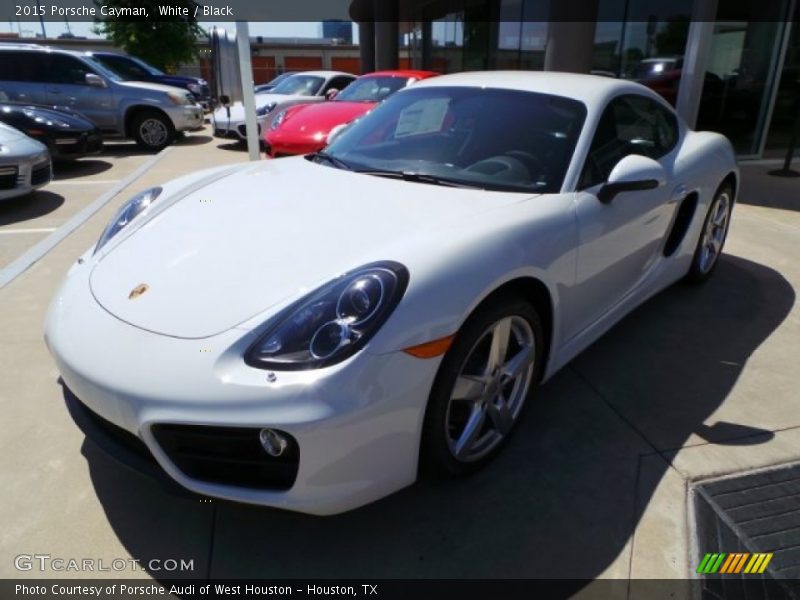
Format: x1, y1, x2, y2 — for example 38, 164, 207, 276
0, 44, 204, 151
254, 72, 297, 94
264, 70, 439, 157
212, 71, 356, 142
86, 51, 213, 110
0, 121, 51, 201
625, 57, 684, 81
0, 92, 102, 160
46, 72, 737, 515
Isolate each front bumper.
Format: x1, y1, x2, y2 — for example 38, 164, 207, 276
46, 130, 103, 160
166, 104, 205, 132
45, 258, 439, 515
0, 151, 51, 201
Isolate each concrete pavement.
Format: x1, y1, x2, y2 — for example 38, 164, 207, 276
0, 145, 798, 593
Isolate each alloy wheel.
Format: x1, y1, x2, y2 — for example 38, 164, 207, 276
444, 315, 536, 462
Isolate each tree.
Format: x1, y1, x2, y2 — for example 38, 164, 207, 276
94, 0, 203, 72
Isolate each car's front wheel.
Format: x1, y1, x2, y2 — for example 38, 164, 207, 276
420, 295, 544, 476
132, 110, 175, 152
686, 181, 734, 283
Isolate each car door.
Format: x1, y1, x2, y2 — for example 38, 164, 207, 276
44, 54, 114, 130
0, 51, 49, 104
569, 94, 680, 335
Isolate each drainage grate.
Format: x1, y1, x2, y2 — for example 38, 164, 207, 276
694, 464, 800, 599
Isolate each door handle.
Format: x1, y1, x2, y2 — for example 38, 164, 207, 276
48, 89, 62, 94
670, 184, 688, 203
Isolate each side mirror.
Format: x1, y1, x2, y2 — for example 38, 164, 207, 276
325, 89, 339, 101
85, 73, 106, 88
597, 154, 666, 204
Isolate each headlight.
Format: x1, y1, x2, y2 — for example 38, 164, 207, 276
167, 91, 191, 105
256, 102, 277, 117
187, 83, 202, 95
270, 110, 287, 130
245, 262, 409, 370
94, 187, 162, 254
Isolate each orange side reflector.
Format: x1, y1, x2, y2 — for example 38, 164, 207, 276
402, 335, 455, 359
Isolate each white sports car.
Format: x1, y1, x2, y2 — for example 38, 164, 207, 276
211, 71, 356, 141
46, 72, 737, 515
0, 122, 52, 201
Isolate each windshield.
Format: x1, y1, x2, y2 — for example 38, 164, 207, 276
129, 56, 163, 76
81, 56, 123, 82
335, 76, 412, 103
322, 86, 586, 194
271, 75, 325, 96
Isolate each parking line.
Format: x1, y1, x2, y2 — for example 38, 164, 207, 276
48, 180, 121, 185
0, 148, 173, 290
0, 228, 57, 234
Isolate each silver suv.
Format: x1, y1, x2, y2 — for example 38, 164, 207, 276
0, 44, 204, 151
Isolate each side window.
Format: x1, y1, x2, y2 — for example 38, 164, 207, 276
47, 55, 94, 85
325, 76, 354, 93
103, 57, 148, 79
0, 52, 44, 82
580, 95, 678, 189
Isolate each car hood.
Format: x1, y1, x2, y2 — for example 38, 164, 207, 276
89, 157, 530, 339
117, 80, 190, 95
277, 102, 375, 138
0, 103, 94, 130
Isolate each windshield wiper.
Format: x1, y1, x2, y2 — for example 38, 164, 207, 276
353, 169, 486, 189
307, 151, 352, 171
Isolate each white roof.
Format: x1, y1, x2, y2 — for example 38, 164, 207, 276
412, 71, 656, 107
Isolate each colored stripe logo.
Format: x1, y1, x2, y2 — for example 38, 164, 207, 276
697, 552, 773, 574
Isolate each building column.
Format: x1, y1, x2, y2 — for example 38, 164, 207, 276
358, 21, 375, 74
543, 0, 598, 73
374, 0, 399, 70
676, 0, 719, 129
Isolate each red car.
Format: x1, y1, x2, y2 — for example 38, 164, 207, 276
263, 70, 439, 157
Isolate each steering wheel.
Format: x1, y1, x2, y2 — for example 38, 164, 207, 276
503, 150, 547, 179
464, 155, 532, 183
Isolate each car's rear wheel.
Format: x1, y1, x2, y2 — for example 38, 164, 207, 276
686, 181, 733, 283
420, 295, 543, 476
132, 111, 175, 152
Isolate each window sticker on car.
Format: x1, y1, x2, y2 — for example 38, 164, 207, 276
395, 98, 450, 138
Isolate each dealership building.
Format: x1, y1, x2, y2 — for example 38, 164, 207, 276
351, 0, 800, 158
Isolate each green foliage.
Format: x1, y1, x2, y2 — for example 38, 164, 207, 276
94, 0, 204, 72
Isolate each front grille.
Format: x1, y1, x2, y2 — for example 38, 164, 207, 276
72, 395, 156, 464
0, 165, 18, 190
151, 424, 299, 490
31, 162, 51, 186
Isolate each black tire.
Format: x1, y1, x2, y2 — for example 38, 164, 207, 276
420, 294, 544, 477
131, 110, 175, 152
686, 181, 734, 283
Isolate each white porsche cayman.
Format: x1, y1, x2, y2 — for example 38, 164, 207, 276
46, 72, 737, 515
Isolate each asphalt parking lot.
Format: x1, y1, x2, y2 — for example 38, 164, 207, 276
0, 131, 799, 594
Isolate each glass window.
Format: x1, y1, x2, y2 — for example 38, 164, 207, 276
0, 52, 46, 83
580, 94, 678, 189
271, 75, 325, 96
324, 86, 587, 194
325, 76, 355, 94
94, 55, 151, 80
47, 55, 94, 86
698, 18, 792, 155
336, 76, 412, 103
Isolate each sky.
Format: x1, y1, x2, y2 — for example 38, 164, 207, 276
1, 20, 356, 41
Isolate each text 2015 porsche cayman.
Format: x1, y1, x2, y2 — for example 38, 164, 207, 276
45, 73, 737, 515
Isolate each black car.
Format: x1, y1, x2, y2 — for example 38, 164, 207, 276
0, 101, 102, 161
87, 52, 213, 110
